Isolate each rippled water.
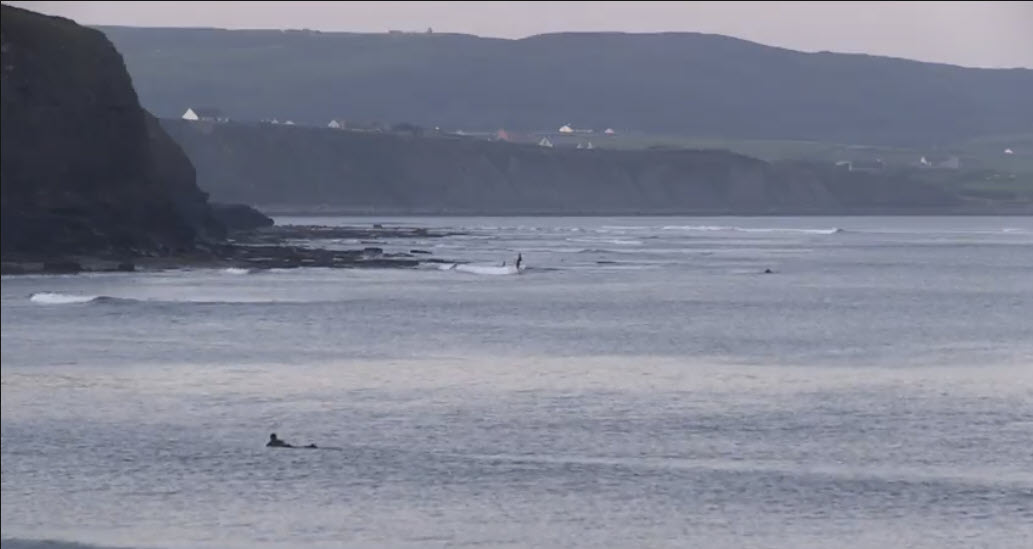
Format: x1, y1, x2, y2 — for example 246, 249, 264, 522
3, 216, 1032, 549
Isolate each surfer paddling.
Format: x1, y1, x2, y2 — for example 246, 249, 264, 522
266, 433, 317, 449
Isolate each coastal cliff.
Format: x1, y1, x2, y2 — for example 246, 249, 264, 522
161, 120, 967, 215
0, 5, 222, 261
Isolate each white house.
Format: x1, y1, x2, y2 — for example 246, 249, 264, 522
182, 107, 227, 123
1004, 148, 1014, 155
604, 128, 616, 135
558, 124, 574, 134
328, 119, 347, 129
284, 120, 296, 126
538, 137, 554, 148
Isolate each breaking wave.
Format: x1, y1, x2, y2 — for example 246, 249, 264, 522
427, 263, 522, 275
567, 238, 644, 245
29, 292, 113, 305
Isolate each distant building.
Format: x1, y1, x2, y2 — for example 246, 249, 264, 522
538, 137, 554, 148
328, 119, 347, 129
284, 120, 295, 126
604, 128, 616, 135
558, 124, 574, 134
182, 107, 227, 123
1004, 148, 1015, 155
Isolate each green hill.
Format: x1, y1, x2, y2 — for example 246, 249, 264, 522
99, 27, 1033, 146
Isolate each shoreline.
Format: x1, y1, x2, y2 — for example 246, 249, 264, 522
0, 224, 463, 276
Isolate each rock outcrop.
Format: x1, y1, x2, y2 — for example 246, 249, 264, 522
209, 203, 275, 232
0, 5, 222, 260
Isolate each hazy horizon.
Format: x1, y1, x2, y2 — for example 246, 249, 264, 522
6, 1, 1033, 69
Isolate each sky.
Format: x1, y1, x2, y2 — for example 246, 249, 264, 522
7, 1, 1033, 68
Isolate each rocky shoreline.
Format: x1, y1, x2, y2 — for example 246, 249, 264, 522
0, 224, 464, 275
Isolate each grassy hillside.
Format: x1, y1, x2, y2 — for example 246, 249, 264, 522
99, 27, 1033, 146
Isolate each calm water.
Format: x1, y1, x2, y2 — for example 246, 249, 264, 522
2, 216, 1032, 549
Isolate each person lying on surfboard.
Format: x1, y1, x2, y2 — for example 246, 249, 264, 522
266, 433, 316, 448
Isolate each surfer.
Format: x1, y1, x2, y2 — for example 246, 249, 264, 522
516, 253, 523, 270
266, 433, 316, 449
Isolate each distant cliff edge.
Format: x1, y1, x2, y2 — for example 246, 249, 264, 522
0, 5, 224, 262
157, 120, 1020, 216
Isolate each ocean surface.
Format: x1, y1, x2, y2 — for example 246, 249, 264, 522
2, 216, 1032, 549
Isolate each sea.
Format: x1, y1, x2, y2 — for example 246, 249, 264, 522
2, 216, 1032, 549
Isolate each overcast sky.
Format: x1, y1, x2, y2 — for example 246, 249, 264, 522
8, 1, 1033, 68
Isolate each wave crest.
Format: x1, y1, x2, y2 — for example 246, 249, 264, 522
29, 293, 136, 305
29, 292, 100, 304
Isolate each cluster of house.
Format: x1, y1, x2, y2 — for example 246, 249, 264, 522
179, 108, 615, 148
181, 108, 229, 123
182, 107, 298, 126
835, 154, 963, 173
492, 124, 617, 149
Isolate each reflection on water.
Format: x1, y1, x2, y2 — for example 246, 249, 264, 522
3, 216, 1033, 548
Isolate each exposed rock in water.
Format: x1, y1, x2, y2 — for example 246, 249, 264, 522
0, 5, 223, 261
209, 202, 274, 232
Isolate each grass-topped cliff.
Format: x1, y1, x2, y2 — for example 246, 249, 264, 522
159, 120, 1008, 215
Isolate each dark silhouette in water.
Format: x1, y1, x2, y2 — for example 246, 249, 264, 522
516, 253, 523, 269
266, 433, 316, 448
764, 268, 774, 274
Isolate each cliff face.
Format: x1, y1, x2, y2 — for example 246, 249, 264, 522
0, 5, 221, 259
161, 120, 963, 215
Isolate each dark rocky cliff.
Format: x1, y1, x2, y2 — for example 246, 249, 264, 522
161, 120, 966, 215
0, 5, 222, 259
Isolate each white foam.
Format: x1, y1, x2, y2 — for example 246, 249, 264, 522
455, 264, 521, 275
662, 225, 843, 235
223, 267, 252, 275
426, 262, 523, 275
567, 238, 644, 245
29, 292, 99, 304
